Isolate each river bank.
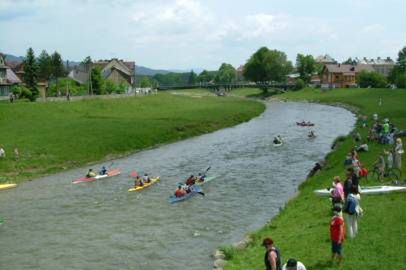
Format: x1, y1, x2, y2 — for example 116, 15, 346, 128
0, 91, 264, 183
222, 88, 406, 270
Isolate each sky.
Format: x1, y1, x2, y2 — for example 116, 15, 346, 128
0, 0, 405, 70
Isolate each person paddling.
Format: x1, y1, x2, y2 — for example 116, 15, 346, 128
185, 175, 196, 186
143, 173, 151, 184
134, 176, 144, 187
86, 169, 96, 178
174, 185, 186, 198
196, 173, 206, 183
99, 166, 107, 175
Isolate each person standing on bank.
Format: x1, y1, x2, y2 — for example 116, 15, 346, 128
344, 187, 360, 239
394, 138, 404, 170
262, 237, 282, 270
330, 205, 345, 264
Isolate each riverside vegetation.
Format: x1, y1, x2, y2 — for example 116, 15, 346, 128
0, 92, 264, 183
222, 88, 406, 270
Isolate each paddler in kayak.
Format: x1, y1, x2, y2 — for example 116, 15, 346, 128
273, 135, 283, 144
196, 173, 206, 183
86, 169, 97, 178
143, 173, 151, 184
308, 130, 316, 138
99, 166, 107, 175
174, 185, 186, 197
185, 175, 196, 186
134, 176, 144, 187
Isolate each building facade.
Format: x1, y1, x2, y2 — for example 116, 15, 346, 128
359, 57, 395, 77
0, 54, 22, 96
321, 63, 375, 88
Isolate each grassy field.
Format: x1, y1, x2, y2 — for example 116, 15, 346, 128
223, 88, 406, 270
0, 91, 265, 183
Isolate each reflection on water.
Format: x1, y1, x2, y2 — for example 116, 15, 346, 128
0, 102, 355, 270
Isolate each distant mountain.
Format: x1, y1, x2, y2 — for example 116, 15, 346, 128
4, 54, 24, 62
136, 66, 171, 76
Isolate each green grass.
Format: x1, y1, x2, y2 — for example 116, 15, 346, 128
224, 88, 406, 270
0, 91, 265, 183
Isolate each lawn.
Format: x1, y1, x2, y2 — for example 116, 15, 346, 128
223, 88, 406, 270
0, 91, 265, 182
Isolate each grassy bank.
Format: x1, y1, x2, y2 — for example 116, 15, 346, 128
0, 91, 265, 183
223, 88, 406, 269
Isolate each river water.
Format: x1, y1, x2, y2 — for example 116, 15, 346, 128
0, 102, 355, 270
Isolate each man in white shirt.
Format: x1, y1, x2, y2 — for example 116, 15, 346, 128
0, 146, 5, 158
282, 258, 306, 270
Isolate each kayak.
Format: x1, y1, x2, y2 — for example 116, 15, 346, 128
0, 183, 17, 191
128, 177, 160, 192
273, 142, 283, 147
195, 176, 216, 186
168, 185, 203, 204
297, 122, 315, 127
72, 168, 121, 184
314, 185, 406, 196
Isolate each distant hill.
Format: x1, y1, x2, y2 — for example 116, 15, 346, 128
4, 54, 24, 62
136, 66, 171, 76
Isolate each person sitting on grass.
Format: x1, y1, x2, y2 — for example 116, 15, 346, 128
0, 146, 5, 158
330, 205, 345, 265
373, 151, 386, 180
282, 258, 306, 270
174, 185, 186, 198
86, 169, 96, 178
356, 142, 369, 152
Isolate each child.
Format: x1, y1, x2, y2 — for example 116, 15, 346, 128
330, 205, 345, 264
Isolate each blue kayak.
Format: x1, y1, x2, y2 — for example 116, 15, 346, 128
168, 185, 203, 204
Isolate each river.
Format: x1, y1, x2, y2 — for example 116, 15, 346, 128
0, 102, 355, 270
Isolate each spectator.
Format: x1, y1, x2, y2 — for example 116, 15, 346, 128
373, 151, 386, 180
330, 205, 345, 264
14, 148, 19, 160
331, 176, 344, 207
394, 138, 404, 170
343, 187, 360, 239
384, 149, 393, 171
344, 168, 358, 198
352, 132, 362, 143
282, 258, 306, 270
0, 146, 5, 158
307, 162, 322, 178
356, 143, 368, 152
262, 237, 282, 270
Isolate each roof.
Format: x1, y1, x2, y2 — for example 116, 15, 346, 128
68, 69, 89, 84
0, 68, 22, 85
316, 54, 336, 63
324, 64, 374, 73
359, 57, 395, 65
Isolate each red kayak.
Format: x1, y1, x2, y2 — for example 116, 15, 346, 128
73, 168, 121, 184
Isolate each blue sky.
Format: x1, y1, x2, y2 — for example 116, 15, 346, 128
0, 0, 405, 70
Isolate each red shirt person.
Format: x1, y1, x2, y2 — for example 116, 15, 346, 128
330, 206, 345, 264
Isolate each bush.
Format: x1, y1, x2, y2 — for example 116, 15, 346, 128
395, 72, 406, 88
357, 70, 387, 88
12, 85, 32, 100
294, 78, 305, 90
48, 78, 87, 96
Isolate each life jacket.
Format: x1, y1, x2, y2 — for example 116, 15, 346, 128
175, 189, 184, 198
264, 247, 282, 270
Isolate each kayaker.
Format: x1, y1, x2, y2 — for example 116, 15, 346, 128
134, 176, 144, 187
185, 175, 196, 186
197, 173, 206, 182
308, 131, 316, 138
86, 169, 96, 178
99, 166, 107, 175
174, 185, 186, 198
143, 173, 151, 183
273, 136, 282, 144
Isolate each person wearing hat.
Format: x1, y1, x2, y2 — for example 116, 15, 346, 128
330, 205, 345, 264
262, 237, 282, 270
282, 258, 306, 270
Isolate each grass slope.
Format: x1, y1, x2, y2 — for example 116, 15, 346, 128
0, 91, 264, 182
224, 88, 406, 270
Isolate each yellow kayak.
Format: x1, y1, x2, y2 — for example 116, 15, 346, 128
128, 177, 160, 192
0, 183, 17, 191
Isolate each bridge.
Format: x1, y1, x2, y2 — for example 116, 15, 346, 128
157, 82, 295, 93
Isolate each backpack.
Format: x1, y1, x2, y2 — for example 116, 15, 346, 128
344, 196, 357, 215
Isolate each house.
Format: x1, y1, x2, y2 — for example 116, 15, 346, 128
321, 63, 374, 88
316, 54, 337, 65
0, 54, 22, 96
69, 58, 135, 91
359, 57, 395, 77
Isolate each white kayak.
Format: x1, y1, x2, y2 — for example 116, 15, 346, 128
314, 185, 406, 196
273, 142, 283, 147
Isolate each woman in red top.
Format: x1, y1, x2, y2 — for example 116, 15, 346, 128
174, 186, 186, 198
330, 206, 345, 264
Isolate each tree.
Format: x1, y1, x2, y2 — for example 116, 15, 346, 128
90, 67, 105, 94
23, 47, 39, 101
214, 63, 236, 84
343, 57, 358, 65
296, 54, 317, 83
197, 70, 215, 83
188, 70, 197, 85
356, 70, 387, 88
140, 76, 152, 88
50, 51, 65, 96
397, 46, 406, 71
388, 46, 406, 87
81, 56, 93, 94
37, 50, 52, 81
243, 47, 293, 92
